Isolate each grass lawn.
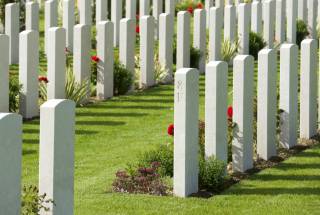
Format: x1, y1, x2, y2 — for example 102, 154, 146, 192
21, 75, 320, 214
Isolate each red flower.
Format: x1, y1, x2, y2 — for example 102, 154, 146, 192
38, 76, 49, 84
136, 25, 140, 34
227, 106, 233, 119
187, 6, 194, 14
167, 124, 174, 136
197, 3, 203, 9
91, 55, 100, 63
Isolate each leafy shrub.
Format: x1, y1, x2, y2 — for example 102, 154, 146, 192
199, 156, 227, 192
249, 32, 266, 60
112, 162, 169, 196
139, 144, 174, 177
9, 74, 22, 112
296, 20, 309, 48
21, 185, 53, 215
114, 60, 133, 95
221, 39, 239, 63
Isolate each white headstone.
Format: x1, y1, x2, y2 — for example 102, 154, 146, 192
263, 0, 275, 48
298, 0, 307, 21
153, 0, 163, 40
279, 44, 298, 149
0, 113, 22, 215
126, 0, 137, 19
159, 13, 174, 83
300, 39, 317, 139
140, 0, 150, 16
45, 0, 58, 54
5, 3, 19, 64
0, 35, 9, 112
174, 68, 199, 197
307, 0, 318, 39
286, 0, 297, 43
209, 7, 222, 61
63, 0, 74, 53
47, 27, 66, 100
39, 99, 75, 215
224, 4, 236, 42
119, 18, 136, 83
176, 11, 190, 69
26, 2, 39, 31
193, 9, 206, 73
96, 0, 108, 25
140, 16, 155, 88
257, 49, 277, 160
111, 0, 122, 47
238, 3, 250, 54
205, 61, 228, 162
79, 0, 92, 25
205, 0, 213, 28
275, 0, 285, 44
232, 55, 254, 173
73, 24, 91, 98
97, 21, 114, 100
19, 30, 39, 119
165, 0, 175, 16
251, 1, 262, 34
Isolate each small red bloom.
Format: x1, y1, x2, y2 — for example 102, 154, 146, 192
197, 3, 203, 9
187, 6, 194, 14
38, 76, 49, 84
136, 25, 140, 34
91, 55, 100, 63
227, 106, 233, 119
167, 124, 174, 136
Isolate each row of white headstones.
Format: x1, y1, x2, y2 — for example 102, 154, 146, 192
1, 0, 318, 119
174, 39, 319, 197
0, 0, 319, 213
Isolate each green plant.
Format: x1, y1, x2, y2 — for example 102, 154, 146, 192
38, 66, 89, 106
199, 156, 227, 192
249, 32, 266, 60
65, 66, 90, 105
9, 74, 22, 112
139, 143, 174, 177
221, 39, 239, 63
296, 20, 309, 48
114, 60, 133, 95
175, 0, 203, 13
21, 185, 53, 215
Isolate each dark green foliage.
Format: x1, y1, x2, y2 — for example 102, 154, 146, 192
114, 60, 134, 95
21, 185, 53, 215
296, 20, 309, 48
9, 74, 21, 112
199, 156, 227, 192
112, 162, 169, 196
139, 144, 174, 177
249, 32, 266, 60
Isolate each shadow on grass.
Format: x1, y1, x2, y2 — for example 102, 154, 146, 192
76, 112, 148, 117
228, 187, 320, 195
76, 120, 126, 126
22, 149, 37, 155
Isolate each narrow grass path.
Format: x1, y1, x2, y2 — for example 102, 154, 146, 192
21, 73, 320, 214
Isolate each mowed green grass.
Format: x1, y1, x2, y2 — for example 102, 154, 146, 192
17, 9, 320, 215
21, 75, 320, 214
